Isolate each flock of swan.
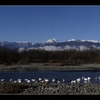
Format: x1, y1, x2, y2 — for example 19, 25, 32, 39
70, 76, 91, 84
0, 76, 100, 84
0, 78, 65, 84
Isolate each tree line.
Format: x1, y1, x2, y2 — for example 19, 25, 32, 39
0, 47, 100, 65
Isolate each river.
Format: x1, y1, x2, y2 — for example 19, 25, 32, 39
0, 71, 100, 84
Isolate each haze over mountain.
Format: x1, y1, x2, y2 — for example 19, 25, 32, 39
0, 38, 100, 52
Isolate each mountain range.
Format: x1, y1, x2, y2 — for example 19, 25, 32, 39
0, 38, 100, 51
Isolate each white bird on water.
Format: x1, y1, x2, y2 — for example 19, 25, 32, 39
44, 78, 49, 83
17, 79, 22, 83
71, 80, 76, 84
62, 79, 65, 83
24, 78, 31, 83
1, 79, 4, 82
52, 78, 56, 83
38, 78, 42, 81
31, 78, 36, 83
82, 77, 91, 81
76, 78, 81, 83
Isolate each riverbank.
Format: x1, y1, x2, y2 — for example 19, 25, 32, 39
0, 63, 100, 71
1, 82, 100, 95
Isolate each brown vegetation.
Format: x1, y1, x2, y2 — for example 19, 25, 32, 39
0, 47, 100, 66
0, 82, 29, 94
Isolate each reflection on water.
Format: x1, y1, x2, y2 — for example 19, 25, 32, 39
0, 71, 100, 84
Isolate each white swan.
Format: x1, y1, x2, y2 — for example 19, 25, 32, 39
52, 78, 55, 83
76, 78, 81, 83
71, 80, 76, 84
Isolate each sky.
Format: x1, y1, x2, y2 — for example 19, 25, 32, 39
0, 5, 100, 43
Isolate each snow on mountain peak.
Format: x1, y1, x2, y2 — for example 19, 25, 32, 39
67, 39, 99, 43
46, 38, 59, 43
81, 40, 99, 43
68, 39, 76, 41
67, 39, 81, 42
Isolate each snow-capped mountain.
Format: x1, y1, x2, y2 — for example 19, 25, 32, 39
0, 41, 32, 49
45, 38, 59, 43
0, 38, 100, 51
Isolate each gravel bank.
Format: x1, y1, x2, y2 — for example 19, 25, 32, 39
16, 82, 100, 95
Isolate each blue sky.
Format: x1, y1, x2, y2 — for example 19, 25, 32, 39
0, 5, 100, 43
